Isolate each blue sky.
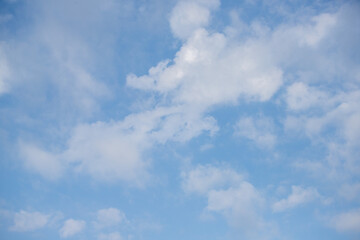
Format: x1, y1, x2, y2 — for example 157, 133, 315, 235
0, 0, 360, 239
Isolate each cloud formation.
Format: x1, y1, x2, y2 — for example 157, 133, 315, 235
95, 208, 125, 229
9, 210, 49, 232
182, 165, 268, 236
59, 219, 86, 238
330, 208, 360, 233
272, 186, 320, 212
19, 142, 63, 181
1, 0, 359, 239
169, 0, 220, 39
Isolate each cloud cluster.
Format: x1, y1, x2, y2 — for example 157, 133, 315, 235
182, 165, 267, 236
19, 105, 218, 184
2, 0, 360, 238
14, 0, 359, 201
8, 207, 130, 238
287, 86, 360, 178
127, 28, 283, 107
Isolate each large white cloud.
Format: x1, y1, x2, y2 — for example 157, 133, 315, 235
127, 27, 283, 107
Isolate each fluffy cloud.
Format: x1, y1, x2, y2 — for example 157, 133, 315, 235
59, 219, 86, 238
9, 210, 49, 232
95, 208, 125, 229
127, 28, 283, 107
128, 2, 359, 113
235, 116, 276, 149
272, 186, 320, 212
330, 209, 360, 233
182, 165, 267, 235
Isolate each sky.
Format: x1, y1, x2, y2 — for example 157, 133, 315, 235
0, 0, 359, 239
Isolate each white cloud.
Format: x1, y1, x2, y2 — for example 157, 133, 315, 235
95, 208, 125, 229
207, 183, 264, 230
98, 232, 123, 240
62, 107, 216, 184
0, 0, 119, 118
285, 82, 330, 111
14, 0, 360, 198
169, 0, 220, 39
182, 165, 243, 195
19, 105, 218, 184
19, 142, 63, 181
330, 208, 360, 233
127, 28, 283, 107
62, 120, 149, 184
293, 13, 337, 47
235, 116, 276, 149
10, 210, 49, 232
182, 164, 269, 236
126, 2, 359, 158
133, 1, 357, 115
290, 90, 360, 177
59, 219, 86, 238
272, 186, 320, 212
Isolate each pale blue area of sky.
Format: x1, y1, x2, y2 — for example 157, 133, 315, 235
0, 0, 359, 240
